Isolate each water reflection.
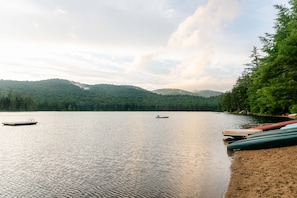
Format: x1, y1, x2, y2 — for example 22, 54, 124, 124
0, 111, 270, 197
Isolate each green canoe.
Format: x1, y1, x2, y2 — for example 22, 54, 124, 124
248, 127, 297, 139
227, 128, 297, 151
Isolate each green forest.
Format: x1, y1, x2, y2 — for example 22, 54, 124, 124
219, 0, 297, 116
0, 79, 220, 111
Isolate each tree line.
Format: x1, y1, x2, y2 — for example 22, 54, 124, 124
0, 89, 220, 112
219, 0, 297, 115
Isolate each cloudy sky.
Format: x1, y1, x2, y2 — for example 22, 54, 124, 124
0, 0, 286, 91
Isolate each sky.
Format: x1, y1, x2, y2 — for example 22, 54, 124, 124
0, 0, 288, 92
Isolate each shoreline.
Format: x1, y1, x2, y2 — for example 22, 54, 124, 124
224, 145, 297, 197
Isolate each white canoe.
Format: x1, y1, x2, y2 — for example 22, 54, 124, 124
280, 123, 297, 130
223, 128, 262, 137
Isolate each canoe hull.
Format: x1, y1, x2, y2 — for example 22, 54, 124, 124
2, 121, 38, 126
252, 119, 297, 131
228, 127, 297, 150
223, 129, 262, 138
248, 128, 297, 139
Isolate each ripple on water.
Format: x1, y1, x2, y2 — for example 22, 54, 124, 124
0, 112, 244, 197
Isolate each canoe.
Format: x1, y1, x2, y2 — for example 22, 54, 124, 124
227, 132, 297, 151
251, 119, 297, 131
248, 127, 297, 139
156, 115, 169, 118
222, 128, 262, 138
248, 128, 297, 139
280, 123, 297, 130
2, 120, 38, 126
227, 128, 297, 150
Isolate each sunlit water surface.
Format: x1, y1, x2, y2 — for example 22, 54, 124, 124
0, 112, 287, 197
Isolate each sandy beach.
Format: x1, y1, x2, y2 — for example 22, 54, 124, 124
225, 145, 297, 197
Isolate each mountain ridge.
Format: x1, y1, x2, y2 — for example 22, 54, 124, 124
153, 88, 222, 97
0, 79, 221, 111
0, 78, 222, 97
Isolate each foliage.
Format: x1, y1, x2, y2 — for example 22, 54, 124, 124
220, 0, 297, 115
153, 88, 222, 97
0, 79, 220, 111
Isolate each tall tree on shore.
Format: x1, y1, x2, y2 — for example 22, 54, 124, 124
220, 0, 297, 115
249, 1, 297, 114
219, 46, 261, 113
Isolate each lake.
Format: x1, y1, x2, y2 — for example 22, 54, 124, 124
0, 112, 288, 197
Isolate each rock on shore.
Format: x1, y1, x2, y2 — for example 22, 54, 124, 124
225, 145, 297, 197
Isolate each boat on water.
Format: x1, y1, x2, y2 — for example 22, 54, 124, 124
156, 115, 169, 118
2, 119, 38, 126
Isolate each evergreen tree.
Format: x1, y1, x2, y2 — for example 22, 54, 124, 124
249, 1, 297, 114
221, 0, 297, 115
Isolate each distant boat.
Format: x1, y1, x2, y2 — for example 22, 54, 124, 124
156, 115, 169, 118
2, 119, 37, 126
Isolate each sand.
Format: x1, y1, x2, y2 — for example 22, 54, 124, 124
225, 145, 297, 198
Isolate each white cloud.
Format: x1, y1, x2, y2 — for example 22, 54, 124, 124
168, 0, 241, 49
162, 0, 242, 91
69, 33, 77, 40
169, 54, 210, 79
31, 22, 40, 28
0, 0, 282, 92
53, 8, 67, 15
126, 54, 154, 73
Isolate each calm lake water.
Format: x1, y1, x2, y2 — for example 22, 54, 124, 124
0, 112, 288, 197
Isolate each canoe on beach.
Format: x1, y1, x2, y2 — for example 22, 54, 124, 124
251, 119, 297, 131
222, 128, 262, 138
227, 127, 297, 150
248, 127, 297, 139
280, 123, 297, 130
223, 119, 297, 139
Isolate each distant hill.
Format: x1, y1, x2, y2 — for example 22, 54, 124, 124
153, 88, 222, 97
153, 88, 197, 96
194, 90, 222, 98
0, 79, 220, 111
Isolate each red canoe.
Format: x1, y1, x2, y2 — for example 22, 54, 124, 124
251, 119, 297, 131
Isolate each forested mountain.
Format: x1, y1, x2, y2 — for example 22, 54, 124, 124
219, 0, 297, 115
153, 88, 197, 96
194, 90, 222, 98
0, 79, 220, 111
153, 88, 222, 97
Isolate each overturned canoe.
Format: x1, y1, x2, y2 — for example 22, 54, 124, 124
280, 123, 297, 130
222, 128, 262, 138
227, 128, 297, 150
248, 127, 297, 139
251, 119, 297, 131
